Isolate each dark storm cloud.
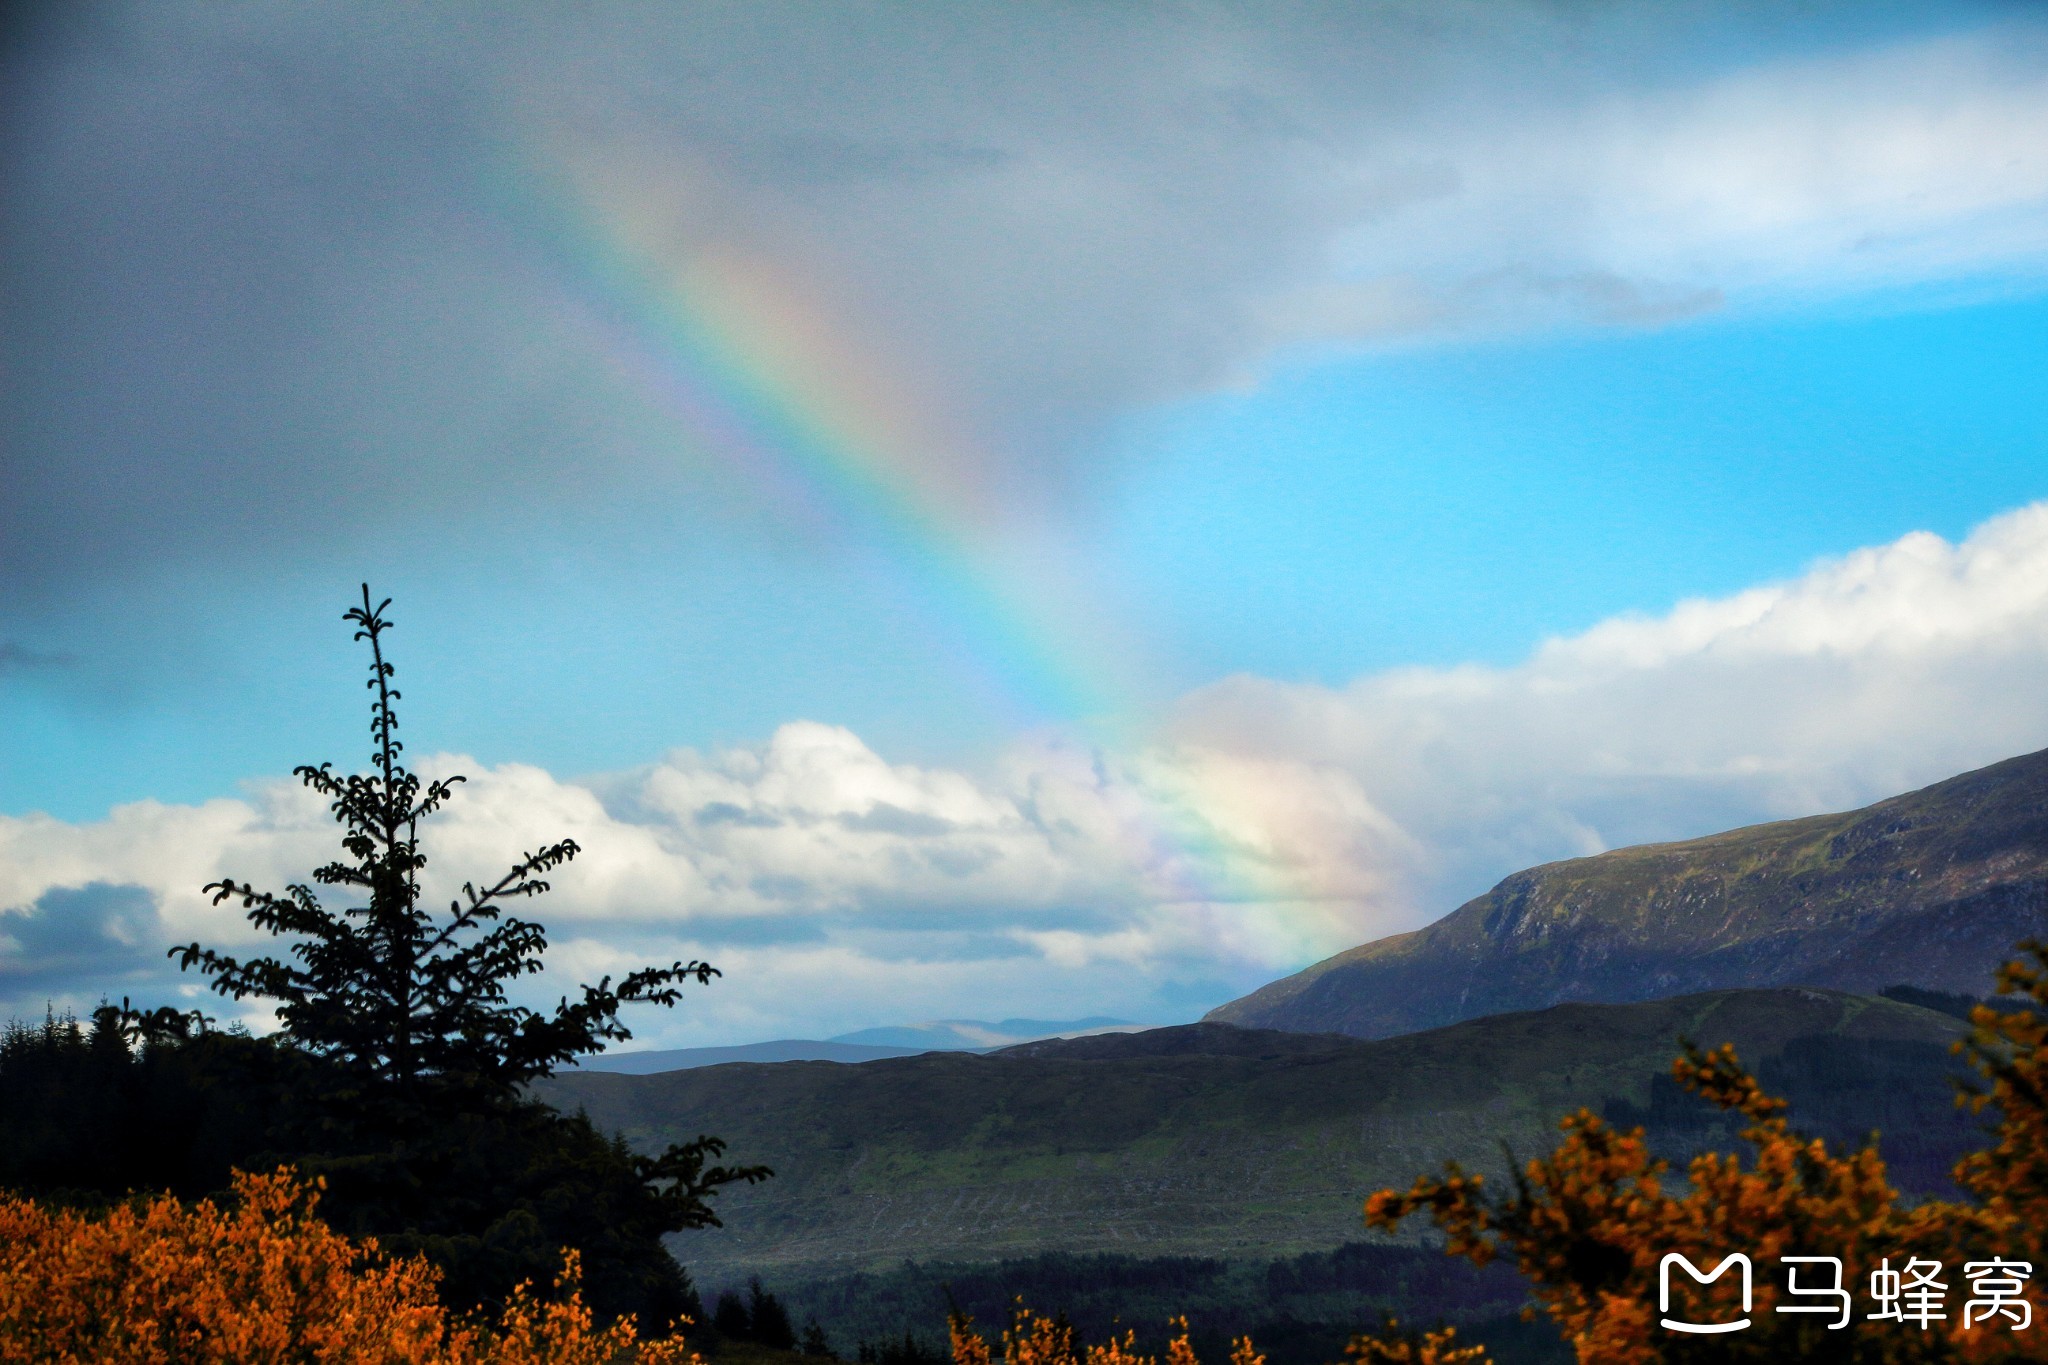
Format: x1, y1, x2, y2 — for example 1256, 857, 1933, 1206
0, 3, 763, 600
0, 881, 175, 1015
1, 1, 2015, 597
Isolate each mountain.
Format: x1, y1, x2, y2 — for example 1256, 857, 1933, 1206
571, 1040, 935, 1074
1208, 747, 2048, 1039
829, 1017, 1138, 1050
574, 1018, 1144, 1074
535, 989, 1973, 1285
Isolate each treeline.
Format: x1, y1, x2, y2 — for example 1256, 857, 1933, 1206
759, 1243, 1566, 1365
1601, 1030, 1986, 1195
1878, 981, 1986, 1020
0, 1007, 707, 1327
710, 1276, 844, 1356
0, 1009, 266, 1202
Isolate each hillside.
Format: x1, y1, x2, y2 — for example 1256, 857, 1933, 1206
1209, 747, 2048, 1039
573, 1040, 936, 1074
536, 989, 1972, 1286
576, 1018, 1144, 1073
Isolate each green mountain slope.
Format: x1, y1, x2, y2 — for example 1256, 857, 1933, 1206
1208, 747, 2048, 1039
538, 990, 1972, 1286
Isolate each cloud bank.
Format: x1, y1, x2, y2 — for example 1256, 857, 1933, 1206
1174, 500, 2048, 912
9, 503, 2048, 1041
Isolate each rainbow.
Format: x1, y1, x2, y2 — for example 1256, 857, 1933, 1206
487, 148, 1372, 964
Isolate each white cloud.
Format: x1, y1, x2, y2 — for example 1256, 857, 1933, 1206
0, 788, 335, 945
1172, 500, 2048, 910
1289, 22, 2048, 347
1599, 29, 2048, 286
0, 720, 1409, 1035
10, 503, 2048, 1040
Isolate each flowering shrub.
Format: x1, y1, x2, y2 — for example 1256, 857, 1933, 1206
1360, 941, 2048, 1363
948, 1305, 1268, 1365
0, 1168, 699, 1364
1338, 1324, 1489, 1365
942, 1303, 1485, 1365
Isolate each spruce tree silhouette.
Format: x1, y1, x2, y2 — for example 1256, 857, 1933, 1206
158, 585, 767, 1320
178, 586, 710, 1106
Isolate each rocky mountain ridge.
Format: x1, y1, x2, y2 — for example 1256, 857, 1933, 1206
1208, 747, 2048, 1039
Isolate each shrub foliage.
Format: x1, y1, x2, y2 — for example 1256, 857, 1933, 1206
0, 1168, 699, 1363
1359, 943, 2048, 1362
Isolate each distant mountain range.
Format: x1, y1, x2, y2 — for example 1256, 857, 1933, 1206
1208, 747, 2048, 1039
573, 1017, 1138, 1074
830, 1016, 1138, 1050
536, 988, 1973, 1285
569, 1040, 933, 1074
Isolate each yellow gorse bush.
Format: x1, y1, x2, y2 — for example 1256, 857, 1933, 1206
948, 1304, 1268, 1365
0, 1168, 700, 1364
1361, 941, 2048, 1363
1340, 1324, 1489, 1365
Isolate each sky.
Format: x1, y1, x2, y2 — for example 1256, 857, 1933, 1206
4, 0, 2048, 1046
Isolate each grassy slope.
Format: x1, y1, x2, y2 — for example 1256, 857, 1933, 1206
538, 990, 1972, 1286
1208, 747, 2048, 1038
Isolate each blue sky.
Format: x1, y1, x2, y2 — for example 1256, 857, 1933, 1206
10, 293, 2045, 821
5, 2, 2048, 1043
1106, 292, 2048, 682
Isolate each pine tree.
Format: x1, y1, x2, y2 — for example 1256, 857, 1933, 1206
749, 1277, 798, 1350
714, 1291, 753, 1341
147, 585, 768, 1322
177, 586, 714, 1109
